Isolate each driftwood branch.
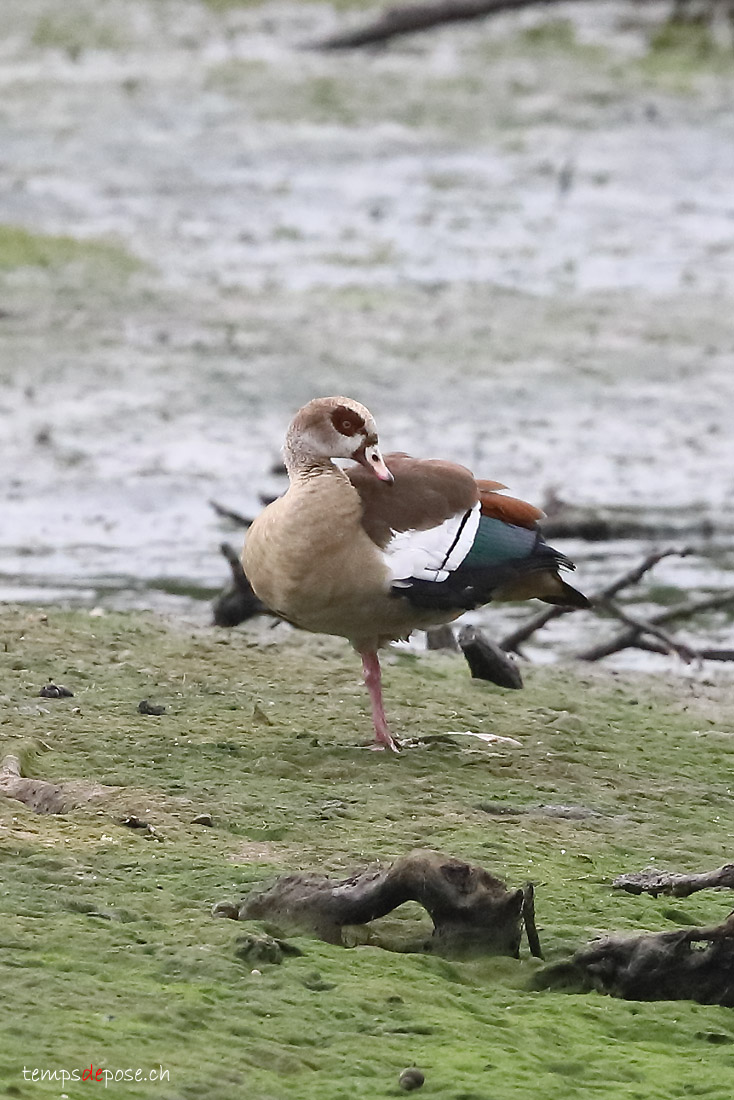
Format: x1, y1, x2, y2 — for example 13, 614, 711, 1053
521, 882, 542, 959
598, 598, 697, 663
209, 499, 254, 528
537, 912, 734, 1005
212, 543, 266, 628
576, 590, 734, 662
500, 546, 734, 666
215, 849, 541, 958
633, 638, 734, 662
613, 864, 734, 898
500, 547, 688, 653
0, 748, 116, 814
313, 0, 586, 50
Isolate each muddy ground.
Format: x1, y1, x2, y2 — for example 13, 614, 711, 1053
1, 0, 734, 661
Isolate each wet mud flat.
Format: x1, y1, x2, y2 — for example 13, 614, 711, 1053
1, 0, 734, 663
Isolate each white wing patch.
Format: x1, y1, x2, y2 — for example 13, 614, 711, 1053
385, 502, 481, 584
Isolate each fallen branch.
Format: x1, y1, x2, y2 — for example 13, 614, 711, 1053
209, 499, 254, 528
633, 638, 734, 662
212, 543, 267, 628
576, 590, 734, 662
521, 882, 542, 959
536, 911, 734, 1005
0, 747, 116, 814
598, 598, 697, 663
613, 863, 734, 898
215, 848, 541, 958
313, 0, 585, 50
541, 511, 716, 542
500, 547, 689, 653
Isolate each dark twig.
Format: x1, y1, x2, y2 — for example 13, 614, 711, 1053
212, 543, 266, 627
598, 598, 697, 663
633, 638, 734, 662
425, 624, 460, 651
521, 882, 543, 959
313, 0, 586, 50
209, 499, 254, 529
576, 591, 734, 662
596, 547, 694, 601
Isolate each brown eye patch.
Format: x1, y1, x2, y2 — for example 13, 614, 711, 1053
330, 405, 365, 437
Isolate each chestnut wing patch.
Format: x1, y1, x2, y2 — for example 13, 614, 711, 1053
476, 481, 544, 530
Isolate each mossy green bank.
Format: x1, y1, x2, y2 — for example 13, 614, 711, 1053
1, 607, 734, 1098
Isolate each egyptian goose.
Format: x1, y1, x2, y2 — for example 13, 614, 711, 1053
243, 397, 588, 752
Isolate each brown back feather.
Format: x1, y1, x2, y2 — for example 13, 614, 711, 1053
347, 453, 478, 548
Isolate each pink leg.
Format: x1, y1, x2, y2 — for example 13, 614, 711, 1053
360, 650, 400, 753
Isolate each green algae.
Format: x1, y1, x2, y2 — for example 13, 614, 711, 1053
204, 15, 733, 144
0, 225, 141, 275
31, 11, 131, 55
1, 606, 734, 1098
644, 17, 734, 79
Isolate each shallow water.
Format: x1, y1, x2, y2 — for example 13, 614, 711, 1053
1, 0, 733, 664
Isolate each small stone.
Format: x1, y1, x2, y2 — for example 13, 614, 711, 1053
192, 813, 214, 827
250, 969, 262, 977
551, 711, 585, 734
399, 1068, 425, 1091
211, 901, 240, 920
138, 700, 165, 716
235, 931, 284, 965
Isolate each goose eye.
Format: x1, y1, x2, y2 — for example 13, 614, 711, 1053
341, 420, 353, 431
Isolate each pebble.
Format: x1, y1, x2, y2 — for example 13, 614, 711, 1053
138, 699, 165, 715
399, 1068, 425, 1091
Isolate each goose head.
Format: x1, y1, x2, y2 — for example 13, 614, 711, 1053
284, 396, 393, 483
